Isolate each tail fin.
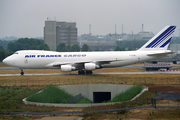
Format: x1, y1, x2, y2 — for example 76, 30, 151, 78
138, 25, 176, 51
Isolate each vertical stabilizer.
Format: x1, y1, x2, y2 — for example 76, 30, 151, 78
138, 26, 176, 51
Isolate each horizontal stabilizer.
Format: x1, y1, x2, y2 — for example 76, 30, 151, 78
147, 51, 175, 56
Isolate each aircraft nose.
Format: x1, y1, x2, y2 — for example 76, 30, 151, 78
3, 58, 8, 64
3, 57, 14, 66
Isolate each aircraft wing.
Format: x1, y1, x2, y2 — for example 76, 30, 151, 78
46, 58, 125, 68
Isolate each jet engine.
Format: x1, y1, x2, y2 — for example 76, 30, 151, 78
61, 65, 76, 72
84, 63, 100, 70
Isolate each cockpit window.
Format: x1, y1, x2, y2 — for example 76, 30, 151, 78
14, 52, 18, 54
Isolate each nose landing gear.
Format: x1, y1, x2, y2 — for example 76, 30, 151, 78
20, 69, 24, 75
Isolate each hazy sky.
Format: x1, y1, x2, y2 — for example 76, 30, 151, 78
0, 0, 180, 38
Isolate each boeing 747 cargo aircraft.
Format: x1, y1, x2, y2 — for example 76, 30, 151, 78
3, 25, 176, 75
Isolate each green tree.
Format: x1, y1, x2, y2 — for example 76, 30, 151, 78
114, 46, 125, 51
120, 47, 125, 51
38, 44, 50, 50
7, 38, 48, 52
0, 40, 12, 49
116, 40, 147, 50
56, 43, 67, 52
8, 42, 17, 52
81, 44, 91, 51
114, 46, 120, 51
0, 46, 6, 62
56, 43, 81, 52
70, 44, 80, 52
16, 43, 26, 50
127, 48, 133, 51
29, 45, 38, 50
66, 45, 71, 52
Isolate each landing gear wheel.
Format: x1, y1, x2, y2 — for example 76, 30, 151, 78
21, 71, 24, 75
86, 70, 92, 74
78, 70, 85, 75
20, 69, 24, 75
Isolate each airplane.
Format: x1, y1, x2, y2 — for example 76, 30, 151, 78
3, 25, 176, 75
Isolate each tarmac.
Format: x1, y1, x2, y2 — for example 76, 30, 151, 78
0, 71, 180, 76
154, 93, 180, 100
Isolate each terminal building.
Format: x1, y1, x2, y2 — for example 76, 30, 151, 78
44, 20, 78, 51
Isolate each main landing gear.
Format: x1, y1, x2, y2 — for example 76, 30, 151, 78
78, 70, 93, 75
86, 70, 93, 74
20, 69, 24, 75
78, 70, 85, 75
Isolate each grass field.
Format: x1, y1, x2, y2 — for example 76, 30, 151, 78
82, 108, 180, 120
0, 62, 180, 119
0, 74, 180, 87
110, 85, 143, 102
26, 85, 92, 104
26, 85, 73, 103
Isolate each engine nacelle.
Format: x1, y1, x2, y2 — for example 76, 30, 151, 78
84, 63, 100, 70
61, 65, 76, 72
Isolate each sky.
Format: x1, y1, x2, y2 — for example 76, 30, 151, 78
0, 0, 180, 38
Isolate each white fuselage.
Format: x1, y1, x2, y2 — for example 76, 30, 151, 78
3, 50, 164, 69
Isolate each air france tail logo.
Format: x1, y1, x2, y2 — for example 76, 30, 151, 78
25, 54, 86, 58
146, 26, 176, 48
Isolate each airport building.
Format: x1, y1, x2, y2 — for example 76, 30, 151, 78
44, 20, 78, 51
79, 34, 117, 51
79, 31, 154, 51
170, 44, 180, 54
44, 22, 155, 51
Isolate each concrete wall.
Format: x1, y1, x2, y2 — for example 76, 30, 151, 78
59, 84, 133, 101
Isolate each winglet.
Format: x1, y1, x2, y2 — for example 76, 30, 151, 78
138, 26, 176, 51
